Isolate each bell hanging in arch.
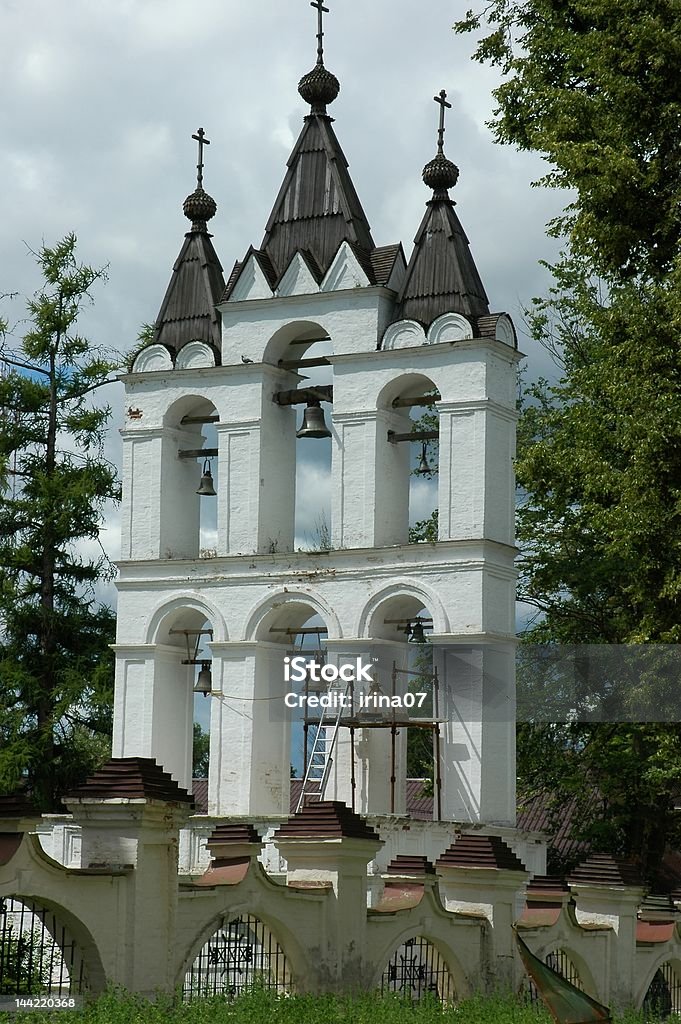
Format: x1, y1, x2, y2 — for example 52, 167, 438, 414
417, 442, 432, 475
196, 459, 217, 496
409, 619, 428, 644
296, 400, 331, 439
194, 661, 212, 696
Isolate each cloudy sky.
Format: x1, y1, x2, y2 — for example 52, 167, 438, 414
1, 0, 567, 611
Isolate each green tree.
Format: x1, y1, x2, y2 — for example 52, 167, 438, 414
456, 0, 681, 880
192, 723, 210, 779
0, 235, 120, 810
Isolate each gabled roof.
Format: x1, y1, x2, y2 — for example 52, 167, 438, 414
395, 196, 490, 327
260, 112, 375, 282
154, 188, 225, 357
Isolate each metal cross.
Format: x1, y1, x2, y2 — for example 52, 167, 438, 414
310, 0, 330, 64
434, 90, 452, 154
192, 127, 210, 189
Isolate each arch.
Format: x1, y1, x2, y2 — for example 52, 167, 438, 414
146, 594, 228, 645
381, 320, 427, 351
175, 341, 216, 370
373, 931, 461, 1003
357, 581, 450, 639
244, 590, 342, 643
376, 372, 440, 412
0, 893, 106, 996
523, 945, 600, 1005
162, 393, 219, 429
178, 909, 295, 1001
426, 313, 473, 345
638, 958, 681, 1015
132, 344, 173, 373
263, 319, 332, 366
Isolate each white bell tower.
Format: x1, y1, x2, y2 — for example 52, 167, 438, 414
112, 20, 520, 826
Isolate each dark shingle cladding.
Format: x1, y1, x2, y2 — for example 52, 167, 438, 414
153, 187, 225, 361
392, 111, 490, 329
568, 853, 643, 887
277, 800, 380, 842
386, 855, 436, 876
437, 834, 526, 871
67, 757, 195, 806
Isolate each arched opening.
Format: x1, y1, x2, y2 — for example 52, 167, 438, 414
363, 592, 438, 819
0, 897, 89, 996
182, 913, 292, 1001
380, 935, 456, 1003
252, 598, 331, 809
376, 374, 440, 547
155, 605, 217, 793
266, 322, 333, 551
162, 396, 219, 559
643, 961, 681, 1019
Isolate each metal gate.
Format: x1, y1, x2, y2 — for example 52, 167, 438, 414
183, 913, 291, 1001
380, 936, 456, 1003
643, 963, 681, 1019
0, 897, 86, 996
526, 948, 583, 1004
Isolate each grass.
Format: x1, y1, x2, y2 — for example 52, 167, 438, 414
0, 990, 655, 1024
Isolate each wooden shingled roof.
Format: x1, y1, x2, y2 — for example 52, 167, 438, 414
394, 196, 490, 327
259, 112, 375, 284
153, 191, 225, 358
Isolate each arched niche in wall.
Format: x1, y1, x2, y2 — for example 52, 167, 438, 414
378, 934, 458, 1003
161, 395, 220, 559
375, 373, 440, 547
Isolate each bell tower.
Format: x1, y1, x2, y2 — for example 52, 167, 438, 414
112, 6, 520, 826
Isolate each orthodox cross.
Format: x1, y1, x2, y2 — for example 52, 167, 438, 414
310, 0, 330, 64
192, 127, 210, 189
434, 90, 452, 154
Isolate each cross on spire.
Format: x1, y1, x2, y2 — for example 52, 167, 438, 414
434, 90, 452, 154
192, 128, 210, 189
310, 0, 330, 65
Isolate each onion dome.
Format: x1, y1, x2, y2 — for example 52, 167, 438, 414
423, 152, 460, 196
183, 186, 217, 232
298, 62, 340, 114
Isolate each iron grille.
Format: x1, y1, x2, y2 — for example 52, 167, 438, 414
643, 963, 681, 1019
0, 897, 86, 996
380, 936, 456, 1003
183, 913, 291, 1001
525, 948, 583, 1004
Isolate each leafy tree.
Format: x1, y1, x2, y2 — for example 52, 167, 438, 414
192, 723, 210, 779
456, 0, 681, 880
0, 235, 120, 810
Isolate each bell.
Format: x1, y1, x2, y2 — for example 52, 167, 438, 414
417, 442, 431, 475
196, 459, 217, 496
194, 661, 212, 696
296, 401, 332, 439
409, 619, 428, 644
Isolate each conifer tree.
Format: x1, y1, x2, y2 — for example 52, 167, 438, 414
0, 235, 120, 810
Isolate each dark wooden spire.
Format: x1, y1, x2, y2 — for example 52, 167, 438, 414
154, 130, 225, 358
259, 113, 375, 284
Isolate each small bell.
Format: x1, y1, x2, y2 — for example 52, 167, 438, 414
194, 661, 212, 696
196, 459, 217, 496
417, 442, 431, 475
296, 400, 332, 439
409, 619, 428, 644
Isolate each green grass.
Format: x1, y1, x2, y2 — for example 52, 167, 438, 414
0, 990, 653, 1024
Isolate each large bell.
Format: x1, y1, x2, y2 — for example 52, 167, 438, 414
196, 459, 217, 496
194, 661, 212, 696
409, 619, 428, 644
296, 401, 332, 439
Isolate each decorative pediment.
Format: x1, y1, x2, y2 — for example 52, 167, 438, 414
426, 313, 473, 345
321, 241, 371, 292
381, 320, 427, 350
132, 344, 173, 373
176, 341, 216, 370
276, 252, 321, 297
229, 253, 274, 302
495, 314, 516, 347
